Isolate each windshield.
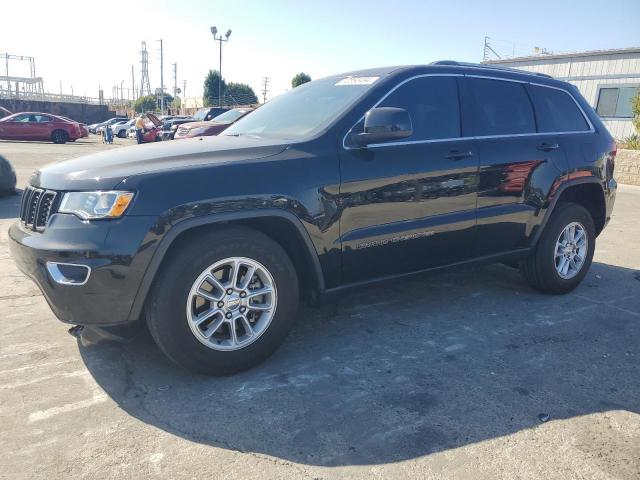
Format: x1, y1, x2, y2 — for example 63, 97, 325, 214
212, 109, 248, 123
224, 74, 380, 140
193, 108, 209, 121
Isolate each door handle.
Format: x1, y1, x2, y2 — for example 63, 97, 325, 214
444, 150, 473, 160
536, 143, 560, 152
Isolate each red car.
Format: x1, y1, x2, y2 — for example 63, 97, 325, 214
0, 112, 85, 144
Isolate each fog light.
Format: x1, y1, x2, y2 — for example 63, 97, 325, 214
46, 262, 91, 285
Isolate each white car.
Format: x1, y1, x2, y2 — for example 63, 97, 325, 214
111, 119, 135, 138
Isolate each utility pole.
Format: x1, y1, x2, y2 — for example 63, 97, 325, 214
158, 39, 164, 114
210, 26, 232, 107
483, 36, 501, 62
182, 79, 186, 100
172, 62, 177, 97
261, 76, 270, 103
131, 65, 136, 101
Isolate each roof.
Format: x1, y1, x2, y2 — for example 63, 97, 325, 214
484, 47, 640, 64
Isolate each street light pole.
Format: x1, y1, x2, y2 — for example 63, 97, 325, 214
210, 26, 231, 107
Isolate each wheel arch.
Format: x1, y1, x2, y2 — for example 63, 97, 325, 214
128, 209, 325, 321
530, 178, 606, 247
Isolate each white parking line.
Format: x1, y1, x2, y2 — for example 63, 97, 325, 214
0, 370, 89, 390
28, 391, 108, 422
0, 359, 76, 375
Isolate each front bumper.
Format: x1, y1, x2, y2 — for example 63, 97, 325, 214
9, 213, 158, 326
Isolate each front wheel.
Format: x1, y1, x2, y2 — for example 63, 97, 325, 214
146, 226, 299, 375
521, 202, 595, 294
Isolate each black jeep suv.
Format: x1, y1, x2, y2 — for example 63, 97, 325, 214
10, 62, 617, 375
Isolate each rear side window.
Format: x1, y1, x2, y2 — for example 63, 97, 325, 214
468, 78, 535, 136
379, 76, 460, 141
528, 85, 589, 132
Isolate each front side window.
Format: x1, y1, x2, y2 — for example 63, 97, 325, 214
378, 76, 461, 141
528, 85, 589, 132
468, 78, 535, 136
596, 86, 638, 118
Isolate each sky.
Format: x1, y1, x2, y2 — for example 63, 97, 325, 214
1, 0, 639, 104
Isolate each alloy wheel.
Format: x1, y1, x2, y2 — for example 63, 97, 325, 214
554, 221, 588, 279
186, 257, 277, 351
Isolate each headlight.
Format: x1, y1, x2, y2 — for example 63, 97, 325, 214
58, 191, 134, 219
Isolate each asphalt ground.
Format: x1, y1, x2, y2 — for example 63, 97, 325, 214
0, 136, 638, 479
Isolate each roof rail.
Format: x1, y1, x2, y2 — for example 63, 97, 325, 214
430, 60, 553, 79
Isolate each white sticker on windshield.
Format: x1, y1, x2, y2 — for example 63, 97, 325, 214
335, 76, 379, 86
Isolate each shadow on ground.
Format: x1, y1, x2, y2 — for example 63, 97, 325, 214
79, 260, 640, 467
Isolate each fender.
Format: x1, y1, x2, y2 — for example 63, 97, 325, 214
528, 176, 604, 247
127, 208, 326, 321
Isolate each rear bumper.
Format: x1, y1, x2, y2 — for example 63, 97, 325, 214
9, 214, 158, 326
604, 178, 617, 228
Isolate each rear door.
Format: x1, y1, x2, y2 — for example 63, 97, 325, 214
339, 75, 479, 283
32, 114, 54, 140
463, 77, 567, 256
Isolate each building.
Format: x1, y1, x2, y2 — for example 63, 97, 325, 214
484, 47, 640, 139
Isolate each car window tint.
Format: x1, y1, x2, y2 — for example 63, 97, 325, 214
35, 115, 52, 122
468, 78, 535, 136
528, 85, 589, 132
379, 76, 460, 141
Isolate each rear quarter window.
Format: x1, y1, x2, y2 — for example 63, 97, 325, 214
528, 84, 590, 132
467, 78, 535, 136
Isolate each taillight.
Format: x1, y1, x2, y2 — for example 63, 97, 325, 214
606, 141, 616, 182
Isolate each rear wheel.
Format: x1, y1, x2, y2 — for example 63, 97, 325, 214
51, 130, 68, 144
146, 226, 299, 375
521, 202, 595, 294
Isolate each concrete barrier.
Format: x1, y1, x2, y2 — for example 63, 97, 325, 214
616, 149, 640, 186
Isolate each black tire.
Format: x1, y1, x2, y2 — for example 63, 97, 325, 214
521, 202, 595, 294
51, 130, 68, 144
117, 129, 127, 138
146, 225, 299, 375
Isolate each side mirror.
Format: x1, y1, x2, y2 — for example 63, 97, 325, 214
351, 107, 413, 147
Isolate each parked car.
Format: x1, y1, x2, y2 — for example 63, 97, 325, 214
9, 62, 617, 375
0, 106, 12, 119
126, 113, 162, 143
110, 119, 135, 138
159, 116, 194, 140
173, 108, 255, 139
0, 154, 16, 196
88, 117, 128, 134
0, 112, 85, 144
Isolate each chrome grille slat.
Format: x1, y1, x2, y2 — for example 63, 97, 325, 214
20, 186, 58, 232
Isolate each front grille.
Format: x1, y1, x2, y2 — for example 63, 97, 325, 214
20, 186, 57, 231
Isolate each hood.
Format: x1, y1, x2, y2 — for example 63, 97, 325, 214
31, 135, 289, 190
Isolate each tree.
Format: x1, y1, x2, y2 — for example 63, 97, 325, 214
134, 95, 156, 113
291, 72, 311, 88
203, 70, 226, 107
632, 89, 640, 134
226, 82, 258, 104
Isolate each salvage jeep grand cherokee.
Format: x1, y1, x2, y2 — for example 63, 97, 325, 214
10, 62, 617, 375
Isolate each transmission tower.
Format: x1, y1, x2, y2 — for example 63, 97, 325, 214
261, 76, 270, 103
140, 42, 151, 97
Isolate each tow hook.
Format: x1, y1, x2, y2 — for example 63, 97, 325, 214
68, 325, 85, 338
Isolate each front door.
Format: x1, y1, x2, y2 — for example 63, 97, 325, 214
339, 75, 479, 284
